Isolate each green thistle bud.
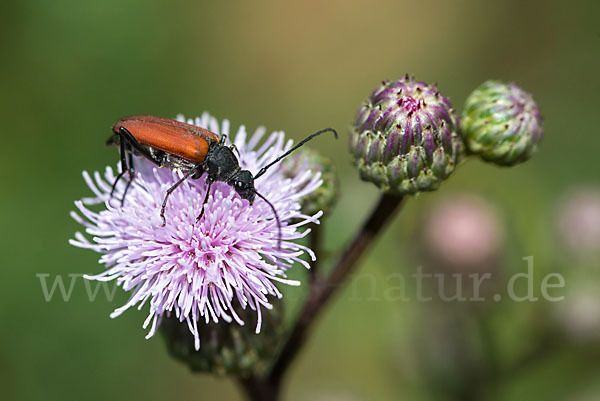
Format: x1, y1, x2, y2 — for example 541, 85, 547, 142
161, 302, 284, 376
350, 75, 463, 195
282, 148, 339, 216
461, 80, 543, 166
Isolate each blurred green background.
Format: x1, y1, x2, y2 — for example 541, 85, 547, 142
2, 0, 599, 400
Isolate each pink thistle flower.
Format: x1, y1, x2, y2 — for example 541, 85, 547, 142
70, 112, 323, 350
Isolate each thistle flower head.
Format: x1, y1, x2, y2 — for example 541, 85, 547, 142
70, 112, 323, 350
350, 75, 463, 194
461, 80, 543, 166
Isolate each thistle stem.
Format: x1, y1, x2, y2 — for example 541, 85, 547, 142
238, 376, 280, 401
237, 193, 403, 401
269, 193, 404, 384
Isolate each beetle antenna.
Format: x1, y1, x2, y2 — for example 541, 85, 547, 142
253, 189, 282, 249
253, 128, 337, 180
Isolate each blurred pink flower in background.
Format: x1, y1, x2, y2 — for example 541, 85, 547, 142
422, 195, 503, 272
557, 187, 600, 257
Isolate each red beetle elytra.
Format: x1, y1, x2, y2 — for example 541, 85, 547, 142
107, 115, 337, 243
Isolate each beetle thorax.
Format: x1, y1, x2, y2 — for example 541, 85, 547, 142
205, 143, 256, 203
205, 144, 241, 182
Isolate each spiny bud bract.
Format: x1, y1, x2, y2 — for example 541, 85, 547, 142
282, 148, 339, 217
161, 302, 284, 376
350, 75, 463, 195
461, 80, 543, 166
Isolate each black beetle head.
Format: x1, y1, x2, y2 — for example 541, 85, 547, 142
230, 170, 256, 203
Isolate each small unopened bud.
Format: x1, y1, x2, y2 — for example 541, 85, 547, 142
282, 148, 339, 217
461, 80, 543, 166
350, 75, 463, 195
161, 302, 284, 376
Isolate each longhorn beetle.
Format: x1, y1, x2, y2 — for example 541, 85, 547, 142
107, 116, 337, 245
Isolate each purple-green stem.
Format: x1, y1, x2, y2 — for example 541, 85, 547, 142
238, 193, 404, 400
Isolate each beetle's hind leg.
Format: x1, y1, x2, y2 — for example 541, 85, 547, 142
119, 150, 135, 205
110, 133, 131, 201
111, 127, 164, 206
109, 132, 137, 206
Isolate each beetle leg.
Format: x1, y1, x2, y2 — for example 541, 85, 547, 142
159, 168, 197, 226
196, 178, 214, 222
220, 134, 240, 157
120, 150, 135, 205
229, 144, 240, 157
112, 127, 167, 206
110, 132, 131, 199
